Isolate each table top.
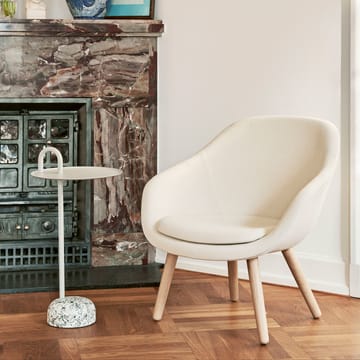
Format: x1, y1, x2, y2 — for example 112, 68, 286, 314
31, 166, 121, 180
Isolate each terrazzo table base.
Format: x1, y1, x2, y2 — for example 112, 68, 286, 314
47, 296, 96, 328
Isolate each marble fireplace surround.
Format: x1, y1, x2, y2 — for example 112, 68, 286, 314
0, 19, 164, 270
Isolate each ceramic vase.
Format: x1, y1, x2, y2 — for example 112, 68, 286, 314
65, 0, 109, 19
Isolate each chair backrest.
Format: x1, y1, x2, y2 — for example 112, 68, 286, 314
196, 116, 339, 220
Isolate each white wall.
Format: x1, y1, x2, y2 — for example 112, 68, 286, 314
155, 0, 350, 295
45, 1, 350, 294
350, 0, 360, 297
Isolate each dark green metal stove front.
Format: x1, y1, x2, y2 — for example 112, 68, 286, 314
0, 99, 92, 271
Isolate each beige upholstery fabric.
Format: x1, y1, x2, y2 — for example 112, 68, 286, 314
141, 116, 339, 261
157, 215, 277, 245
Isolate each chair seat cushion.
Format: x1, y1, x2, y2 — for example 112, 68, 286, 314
156, 215, 278, 245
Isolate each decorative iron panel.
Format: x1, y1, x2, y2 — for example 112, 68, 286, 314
0, 115, 23, 193
0, 242, 90, 270
0, 108, 84, 271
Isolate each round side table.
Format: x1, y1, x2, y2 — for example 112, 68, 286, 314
31, 146, 121, 328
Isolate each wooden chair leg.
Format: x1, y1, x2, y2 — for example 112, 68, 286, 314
227, 260, 239, 301
247, 257, 269, 345
282, 248, 321, 319
153, 253, 178, 321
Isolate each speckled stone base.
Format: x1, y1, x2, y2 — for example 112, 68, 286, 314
47, 296, 96, 328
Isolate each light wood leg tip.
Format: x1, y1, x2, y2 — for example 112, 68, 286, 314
153, 314, 162, 321
260, 335, 269, 345
313, 311, 321, 319
153, 307, 164, 321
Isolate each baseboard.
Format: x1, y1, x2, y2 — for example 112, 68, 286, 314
350, 263, 360, 297
156, 250, 349, 296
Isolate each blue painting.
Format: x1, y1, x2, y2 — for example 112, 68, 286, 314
106, 0, 153, 18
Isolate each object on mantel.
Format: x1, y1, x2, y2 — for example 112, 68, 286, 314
26, 0, 46, 19
66, 0, 109, 19
0, 0, 17, 18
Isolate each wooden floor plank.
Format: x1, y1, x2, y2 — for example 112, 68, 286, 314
0, 269, 359, 359
167, 303, 255, 317
270, 328, 312, 360
182, 330, 278, 360
2, 339, 62, 360
58, 338, 81, 360
75, 333, 196, 360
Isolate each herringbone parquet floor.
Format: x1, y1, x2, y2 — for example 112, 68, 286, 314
0, 269, 359, 359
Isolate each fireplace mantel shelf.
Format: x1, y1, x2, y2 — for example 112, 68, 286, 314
0, 19, 164, 37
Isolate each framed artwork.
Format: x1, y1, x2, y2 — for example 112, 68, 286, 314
105, 0, 155, 19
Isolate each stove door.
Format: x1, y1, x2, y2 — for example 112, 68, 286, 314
23, 113, 76, 193
0, 213, 22, 241
22, 211, 73, 240
0, 116, 23, 194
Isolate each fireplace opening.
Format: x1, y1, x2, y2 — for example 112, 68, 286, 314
0, 98, 92, 271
